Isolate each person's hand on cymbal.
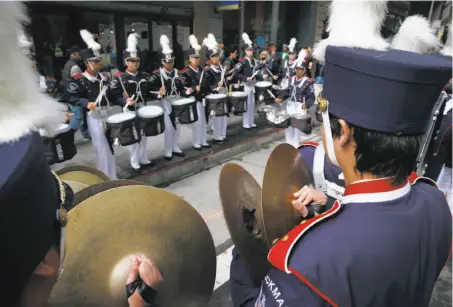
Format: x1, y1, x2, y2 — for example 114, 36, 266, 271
292, 185, 328, 218
127, 255, 163, 307
87, 102, 97, 110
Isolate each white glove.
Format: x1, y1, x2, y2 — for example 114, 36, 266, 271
186, 88, 193, 95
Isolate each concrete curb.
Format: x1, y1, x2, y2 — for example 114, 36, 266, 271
133, 128, 285, 187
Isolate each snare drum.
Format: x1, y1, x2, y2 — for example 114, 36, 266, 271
43, 124, 77, 165
272, 84, 289, 99
229, 91, 248, 115
255, 81, 273, 103
137, 106, 165, 136
206, 93, 228, 117
266, 109, 290, 128
290, 114, 312, 134
171, 97, 198, 124
106, 112, 141, 146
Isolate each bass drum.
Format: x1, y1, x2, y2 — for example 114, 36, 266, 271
171, 97, 198, 124
206, 93, 229, 117
106, 112, 141, 146
137, 106, 165, 137
42, 124, 77, 165
229, 91, 248, 115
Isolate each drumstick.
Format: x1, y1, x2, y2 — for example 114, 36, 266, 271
88, 85, 108, 116
118, 77, 128, 98
199, 70, 204, 86
267, 89, 276, 99
266, 68, 274, 77
229, 84, 233, 95
122, 94, 136, 112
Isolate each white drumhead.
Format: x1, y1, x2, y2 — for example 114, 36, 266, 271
206, 93, 227, 99
56, 123, 71, 134
137, 106, 164, 118
230, 91, 247, 98
172, 97, 196, 106
255, 81, 272, 88
107, 112, 136, 124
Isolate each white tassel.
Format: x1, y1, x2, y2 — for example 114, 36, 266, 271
126, 33, 140, 52
189, 34, 201, 52
288, 38, 297, 52
0, 2, 65, 143
296, 49, 308, 67
313, 0, 389, 63
242, 32, 253, 48
160, 35, 173, 55
391, 15, 441, 54
80, 29, 101, 53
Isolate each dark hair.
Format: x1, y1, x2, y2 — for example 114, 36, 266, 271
228, 47, 238, 55
445, 80, 452, 95
329, 114, 420, 185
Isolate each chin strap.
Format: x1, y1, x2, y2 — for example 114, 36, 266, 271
319, 93, 339, 167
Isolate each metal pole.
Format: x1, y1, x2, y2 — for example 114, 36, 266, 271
240, 0, 245, 57
428, 0, 435, 22
270, 1, 280, 43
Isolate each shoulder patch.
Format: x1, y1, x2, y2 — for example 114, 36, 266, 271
239, 57, 245, 62
73, 73, 84, 79
268, 200, 342, 273
114, 71, 124, 77
408, 172, 438, 188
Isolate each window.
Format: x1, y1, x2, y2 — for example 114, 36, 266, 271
84, 12, 117, 67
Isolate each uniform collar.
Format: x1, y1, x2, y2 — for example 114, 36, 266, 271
189, 64, 198, 72
342, 177, 411, 204
163, 67, 173, 74
83, 70, 100, 83
125, 70, 138, 76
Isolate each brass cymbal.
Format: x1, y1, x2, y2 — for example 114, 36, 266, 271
49, 186, 216, 307
261, 143, 314, 248
63, 180, 89, 194
219, 163, 271, 282
73, 179, 147, 210
56, 164, 110, 186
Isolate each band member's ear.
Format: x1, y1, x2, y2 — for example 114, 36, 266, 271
337, 119, 352, 147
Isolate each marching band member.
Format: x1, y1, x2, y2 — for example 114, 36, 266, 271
110, 33, 159, 171
277, 38, 298, 88
152, 35, 185, 161
234, 32, 258, 130
204, 33, 229, 143
230, 1, 452, 306
181, 34, 211, 150
276, 48, 315, 148
60, 30, 118, 179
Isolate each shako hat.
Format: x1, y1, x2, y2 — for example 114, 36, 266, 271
0, 2, 71, 304
313, 0, 452, 166
123, 33, 140, 61
203, 33, 220, 59
242, 32, 253, 51
184, 34, 201, 58
295, 48, 308, 70
287, 38, 298, 53
160, 34, 174, 63
80, 29, 102, 62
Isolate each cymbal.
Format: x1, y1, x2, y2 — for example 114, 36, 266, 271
219, 163, 271, 282
56, 164, 110, 186
63, 180, 88, 194
49, 186, 216, 307
73, 179, 147, 210
261, 143, 314, 248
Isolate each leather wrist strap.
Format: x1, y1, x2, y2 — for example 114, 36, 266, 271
126, 278, 158, 304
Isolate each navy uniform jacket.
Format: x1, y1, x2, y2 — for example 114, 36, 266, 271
277, 60, 297, 81
230, 172, 451, 307
180, 65, 207, 101
281, 76, 316, 109
234, 57, 258, 82
110, 70, 159, 111
59, 71, 119, 110
151, 68, 184, 98
203, 63, 225, 94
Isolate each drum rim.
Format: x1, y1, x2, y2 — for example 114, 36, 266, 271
230, 92, 247, 97
137, 105, 164, 118
255, 81, 272, 87
206, 93, 228, 99
56, 123, 71, 134
106, 112, 137, 124
171, 97, 196, 106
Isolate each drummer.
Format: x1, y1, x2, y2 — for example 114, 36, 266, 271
230, 1, 452, 306
275, 48, 315, 148
277, 37, 298, 89
60, 30, 119, 179
110, 33, 158, 171
234, 32, 259, 130
203, 33, 229, 143
181, 34, 211, 150
152, 35, 186, 161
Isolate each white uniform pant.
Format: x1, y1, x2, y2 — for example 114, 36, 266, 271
130, 136, 148, 166
163, 99, 182, 157
437, 166, 452, 212
285, 126, 302, 148
86, 114, 117, 179
191, 101, 208, 146
243, 85, 255, 128
213, 115, 228, 140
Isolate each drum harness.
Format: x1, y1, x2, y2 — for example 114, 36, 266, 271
207, 64, 229, 116
312, 144, 345, 201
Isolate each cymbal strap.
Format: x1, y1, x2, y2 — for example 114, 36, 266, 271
126, 278, 157, 304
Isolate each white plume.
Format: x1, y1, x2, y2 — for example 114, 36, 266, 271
189, 34, 201, 52
296, 48, 308, 67
0, 2, 65, 143
126, 33, 140, 52
313, 0, 389, 63
80, 29, 101, 52
242, 32, 253, 48
440, 24, 452, 57
204, 33, 218, 51
18, 30, 32, 50
160, 34, 172, 55
391, 15, 441, 54
288, 38, 297, 52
